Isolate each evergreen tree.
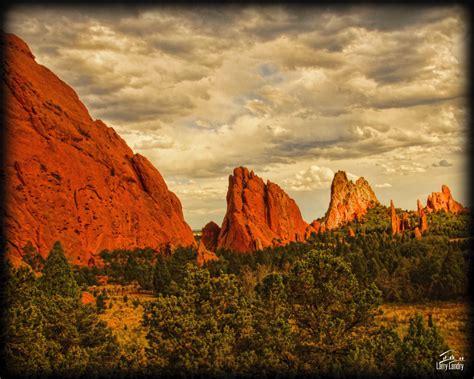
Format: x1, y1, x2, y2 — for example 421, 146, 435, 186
153, 254, 172, 295
144, 264, 255, 375
3, 265, 51, 376
285, 249, 382, 373
396, 314, 449, 376
38, 241, 80, 301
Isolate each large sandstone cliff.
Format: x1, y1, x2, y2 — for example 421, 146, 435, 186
2, 34, 195, 265
323, 171, 379, 230
217, 167, 309, 253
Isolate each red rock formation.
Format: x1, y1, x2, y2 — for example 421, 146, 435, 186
196, 240, 219, 266
348, 227, 356, 237
390, 200, 400, 236
217, 167, 309, 253
201, 221, 221, 252
414, 227, 422, 239
3, 34, 195, 266
309, 220, 322, 234
323, 171, 379, 230
426, 185, 467, 214
417, 199, 428, 233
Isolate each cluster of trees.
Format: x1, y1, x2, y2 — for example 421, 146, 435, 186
2, 242, 119, 377
203, 207, 469, 303
68, 206, 469, 304
145, 250, 449, 376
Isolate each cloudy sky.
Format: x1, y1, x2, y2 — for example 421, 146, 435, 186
7, 5, 469, 229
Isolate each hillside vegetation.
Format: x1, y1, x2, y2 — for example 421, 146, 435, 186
3, 208, 470, 377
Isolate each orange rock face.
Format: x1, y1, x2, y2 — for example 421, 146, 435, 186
323, 171, 379, 230
196, 240, 219, 266
414, 227, 422, 239
201, 221, 221, 252
426, 185, 466, 214
217, 167, 309, 253
3, 34, 195, 266
348, 227, 356, 237
417, 199, 428, 233
390, 200, 400, 236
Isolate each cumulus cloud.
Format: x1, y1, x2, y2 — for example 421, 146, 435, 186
5, 5, 468, 227
286, 166, 334, 191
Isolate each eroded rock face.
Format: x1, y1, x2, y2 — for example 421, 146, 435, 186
217, 167, 309, 253
323, 171, 379, 230
414, 227, 422, 239
426, 185, 466, 214
417, 199, 428, 233
3, 34, 195, 266
390, 200, 400, 236
196, 240, 218, 266
201, 221, 221, 252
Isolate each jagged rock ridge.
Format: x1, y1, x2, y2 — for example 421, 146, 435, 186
217, 167, 310, 253
426, 185, 467, 214
323, 171, 379, 230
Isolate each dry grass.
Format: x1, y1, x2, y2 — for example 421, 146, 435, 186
93, 284, 153, 347
378, 302, 470, 358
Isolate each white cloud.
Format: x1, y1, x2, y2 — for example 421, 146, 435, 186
375, 183, 393, 188
286, 165, 334, 191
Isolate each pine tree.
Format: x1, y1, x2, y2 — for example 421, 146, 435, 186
38, 241, 80, 301
396, 314, 449, 376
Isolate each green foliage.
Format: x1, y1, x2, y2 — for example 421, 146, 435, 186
152, 247, 197, 296
99, 247, 157, 287
96, 294, 107, 314
144, 251, 395, 375
396, 314, 449, 376
3, 265, 51, 375
144, 264, 254, 375
21, 241, 45, 271
38, 241, 80, 301
4, 243, 119, 377
73, 265, 99, 287
152, 254, 172, 295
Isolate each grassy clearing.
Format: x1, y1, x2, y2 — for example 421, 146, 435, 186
93, 285, 153, 350
378, 302, 470, 358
